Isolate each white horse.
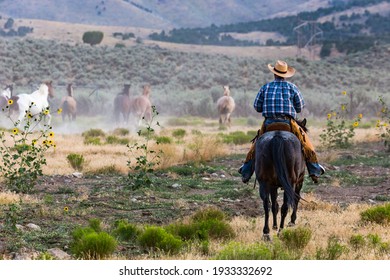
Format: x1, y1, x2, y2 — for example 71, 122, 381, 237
216, 85, 235, 126
0, 84, 13, 110
10, 81, 55, 127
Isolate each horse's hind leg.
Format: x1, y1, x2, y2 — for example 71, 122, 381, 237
259, 183, 271, 241
279, 192, 289, 233
270, 188, 279, 230
289, 183, 302, 226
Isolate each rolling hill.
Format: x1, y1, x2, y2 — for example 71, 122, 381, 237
0, 0, 329, 29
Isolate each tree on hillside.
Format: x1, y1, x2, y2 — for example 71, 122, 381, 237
82, 31, 104, 46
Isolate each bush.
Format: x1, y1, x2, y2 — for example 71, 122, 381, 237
191, 207, 226, 222
112, 220, 141, 242
279, 226, 312, 251
71, 226, 117, 260
172, 128, 186, 139
66, 153, 85, 171
82, 31, 104, 46
82, 128, 106, 138
155, 136, 172, 144
138, 226, 183, 254
215, 241, 273, 260
360, 203, 390, 225
106, 135, 129, 145
315, 236, 348, 260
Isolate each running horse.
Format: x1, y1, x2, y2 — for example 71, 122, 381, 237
254, 120, 307, 241
130, 84, 152, 125
10, 81, 55, 127
60, 83, 77, 122
114, 84, 132, 125
216, 85, 235, 126
0, 84, 13, 111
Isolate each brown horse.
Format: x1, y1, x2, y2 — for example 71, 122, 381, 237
130, 84, 152, 125
114, 84, 132, 125
216, 85, 235, 126
255, 125, 306, 241
60, 83, 77, 122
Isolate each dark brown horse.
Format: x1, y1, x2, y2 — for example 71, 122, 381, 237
60, 83, 77, 122
114, 84, 132, 125
255, 126, 306, 241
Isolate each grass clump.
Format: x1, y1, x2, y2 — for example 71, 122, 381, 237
166, 207, 235, 242
138, 226, 183, 254
66, 153, 85, 171
83, 136, 102, 145
360, 203, 390, 225
82, 128, 106, 138
315, 235, 348, 260
112, 220, 141, 242
279, 226, 312, 251
70, 219, 117, 260
105, 135, 129, 145
112, 128, 129, 136
172, 128, 186, 140
219, 131, 254, 145
155, 136, 172, 144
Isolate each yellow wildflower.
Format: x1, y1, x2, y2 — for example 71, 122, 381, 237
384, 123, 388, 127
49, 132, 55, 137
358, 114, 363, 119
32, 139, 37, 145
12, 128, 19, 135
353, 121, 359, 127
342, 91, 347, 95
57, 108, 62, 114
341, 104, 346, 111
43, 109, 50, 115
327, 113, 332, 120
64, 207, 69, 212
8, 99, 13, 105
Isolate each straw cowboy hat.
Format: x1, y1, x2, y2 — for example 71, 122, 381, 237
268, 60, 296, 78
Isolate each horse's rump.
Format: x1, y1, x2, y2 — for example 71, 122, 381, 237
256, 131, 305, 207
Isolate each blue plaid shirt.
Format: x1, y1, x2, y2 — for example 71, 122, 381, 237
253, 78, 304, 119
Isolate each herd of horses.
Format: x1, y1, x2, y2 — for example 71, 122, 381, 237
0, 81, 306, 240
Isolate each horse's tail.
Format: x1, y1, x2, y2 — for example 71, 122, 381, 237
271, 134, 295, 210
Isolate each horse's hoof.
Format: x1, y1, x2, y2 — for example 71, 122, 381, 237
287, 222, 296, 227
262, 234, 272, 242
272, 225, 278, 230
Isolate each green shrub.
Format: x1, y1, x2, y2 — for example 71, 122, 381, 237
71, 225, 117, 260
155, 136, 172, 144
112, 220, 141, 242
137, 226, 183, 254
82, 31, 104, 46
191, 207, 226, 222
66, 153, 85, 171
82, 128, 106, 138
349, 234, 366, 250
360, 204, 390, 225
315, 236, 348, 260
84, 137, 102, 145
279, 226, 312, 251
106, 135, 129, 145
112, 128, 130, 136
219, 131, 253, 145
88, 218, 103, 232
172, 128, 186, 139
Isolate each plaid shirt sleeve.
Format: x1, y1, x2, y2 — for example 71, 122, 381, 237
253, 86, 265, 113
292, 83, 305, 113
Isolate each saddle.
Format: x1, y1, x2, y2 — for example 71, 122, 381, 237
264, 122, 291, 133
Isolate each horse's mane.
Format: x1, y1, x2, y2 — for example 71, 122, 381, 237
296, 118, 308, 133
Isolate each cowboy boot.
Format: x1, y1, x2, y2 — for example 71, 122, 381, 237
238, 159, 255, 183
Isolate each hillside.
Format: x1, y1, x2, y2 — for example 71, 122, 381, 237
0, 0, 329, 28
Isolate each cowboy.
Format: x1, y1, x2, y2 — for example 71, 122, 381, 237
239, 60, 325, 184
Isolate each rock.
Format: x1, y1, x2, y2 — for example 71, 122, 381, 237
26, 223, 41, 231
172, 183, 181, 189
72, 172, 83, 178
16, 224, 25, 231
47, 248, 71, 260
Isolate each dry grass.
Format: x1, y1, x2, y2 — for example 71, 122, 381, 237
147, 200, 390, 260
